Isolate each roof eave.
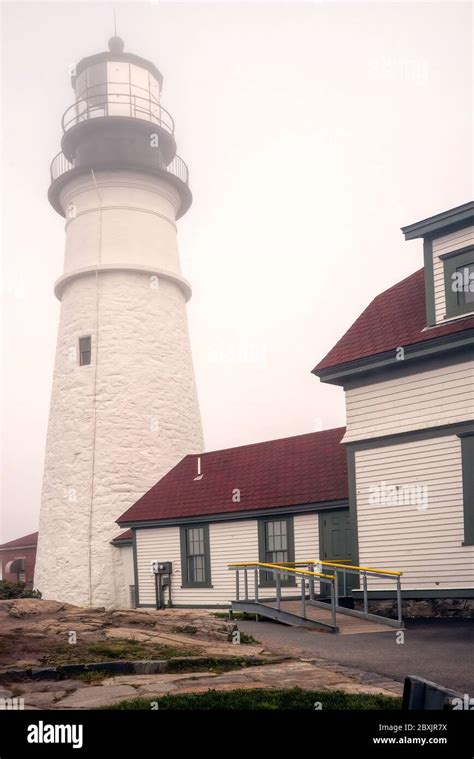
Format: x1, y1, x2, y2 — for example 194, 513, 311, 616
313, 328, 474, 386
117, 498, 350, 529
401, 201, 474, 241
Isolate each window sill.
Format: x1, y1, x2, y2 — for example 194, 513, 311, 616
443, 309, 474, 322
180, 584, 214, 589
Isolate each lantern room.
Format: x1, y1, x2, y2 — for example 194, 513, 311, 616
48, 37, 191, 219
69, 36, 165, 128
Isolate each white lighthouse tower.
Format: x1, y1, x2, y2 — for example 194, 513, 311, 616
35, 37, 204, 608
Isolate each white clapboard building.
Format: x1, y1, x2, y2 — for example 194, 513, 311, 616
115, 202, 474, 616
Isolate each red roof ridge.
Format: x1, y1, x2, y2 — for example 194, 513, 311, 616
373, 267, 423, 297
0, 531, 38, 550
184, 426, 347, 460
111, 529, 133, 544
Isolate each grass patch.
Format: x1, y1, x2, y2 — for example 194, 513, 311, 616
172, 625, 198, 636
39, 640, 200, 666
213, 612, 257, 621
86, 642, 149, 660
75, 671, 110, 685
105, 687, 401, 711
164, 656, 267, 675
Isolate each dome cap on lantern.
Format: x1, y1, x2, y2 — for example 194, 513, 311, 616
72, 39, 163, 89
108, 36, 125, 53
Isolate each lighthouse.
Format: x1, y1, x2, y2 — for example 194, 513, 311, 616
35, 37, 204, 608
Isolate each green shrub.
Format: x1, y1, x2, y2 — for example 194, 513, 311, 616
0, 581, 42, 600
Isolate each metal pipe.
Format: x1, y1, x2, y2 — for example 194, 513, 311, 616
334, 571, 339, 607
254, 569, 259, 602
301, 576, 306, 618
330, 581, 337, 629
362, 572, 368, 615
235, 569, 239, 601
308, 563, 315, 600
154, 572, 160, 611
244, 568, 249, 601
276, 572, 281, 610
396, 576, 403, 627
320, 560, 402, 578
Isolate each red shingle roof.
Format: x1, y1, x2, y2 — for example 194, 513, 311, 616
314, 269, 474, 373
111, 529, 133, 544
118, 428, 347, 525
0, 531, 38, 550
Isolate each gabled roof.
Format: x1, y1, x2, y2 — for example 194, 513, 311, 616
118, 428, 348, 526
111, 529, 133, 545
0, 531, 38, 551
313, 269, 474, 374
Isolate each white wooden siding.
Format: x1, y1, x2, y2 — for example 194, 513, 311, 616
120, 546, 134, 587
355, 435, 474, 590
115, 545, 135, 608
343, 360, 474, 443
135, 513, 319, 606
432, 226, 474, 324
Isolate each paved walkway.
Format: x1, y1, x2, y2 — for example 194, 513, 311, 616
238, 618, 474, 694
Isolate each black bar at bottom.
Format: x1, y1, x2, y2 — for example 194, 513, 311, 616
0, 709, 473, 757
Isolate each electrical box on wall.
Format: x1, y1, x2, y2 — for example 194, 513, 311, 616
151, 561, 172, 575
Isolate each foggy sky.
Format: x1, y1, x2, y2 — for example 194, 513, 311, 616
1, 1, 473, 542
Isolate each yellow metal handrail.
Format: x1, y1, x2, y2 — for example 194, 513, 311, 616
320, 560, 403, 577
228, 561, 334, 581
271, 559, 403, 577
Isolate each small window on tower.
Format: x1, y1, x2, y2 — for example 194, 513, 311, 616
79, 336, 91, 366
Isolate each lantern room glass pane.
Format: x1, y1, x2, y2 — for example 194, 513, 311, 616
75, 63, 107, 122
87, 63, 107, 97
74, 61, 161, 126
107, 61, 130, 117
75, 70, 87, 99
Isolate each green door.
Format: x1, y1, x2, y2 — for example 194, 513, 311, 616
319, 510, 356, 596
